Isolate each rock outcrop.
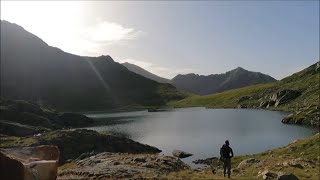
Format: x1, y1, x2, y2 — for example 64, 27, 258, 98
58, 152, 190, 179
0, 99, 95, 136
256, 89, 301, 109
281, 106, 319, 127
192, 157, 223, 167
1, 129, 161, 164
172, 150, 193, 158
57, 113, 94, 127
0, 120, 48, 136
0, 145, 60, 180
273, 90, 301, 107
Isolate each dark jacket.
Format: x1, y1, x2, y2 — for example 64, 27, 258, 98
220, 144, 234, 159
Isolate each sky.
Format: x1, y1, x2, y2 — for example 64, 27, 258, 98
1, 1, 319, 80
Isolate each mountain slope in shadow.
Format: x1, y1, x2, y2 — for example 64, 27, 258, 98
0, 20, 186, 111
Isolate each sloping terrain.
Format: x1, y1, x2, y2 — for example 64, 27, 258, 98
170, 62, 320, 126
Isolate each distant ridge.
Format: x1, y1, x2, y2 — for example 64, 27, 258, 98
122, 62, 170, 84
171, 67, 277, 95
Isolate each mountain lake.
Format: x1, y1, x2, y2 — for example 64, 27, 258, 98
83, 107, 315, 167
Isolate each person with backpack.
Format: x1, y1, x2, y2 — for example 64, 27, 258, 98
220, 140, 234, 178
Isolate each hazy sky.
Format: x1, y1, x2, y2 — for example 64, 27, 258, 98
1, 1, 319, 79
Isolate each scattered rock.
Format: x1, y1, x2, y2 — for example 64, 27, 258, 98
237, 104, 247, 108
257, 169, 277, 180
238, 158, 261, 168
232, 168, 240, 173
259, 101, 269, 108
277, 172, 299, 180
238, 96, 251, 102
172, 150, 193, 158
133, 157, 146, 163
281, 159, 304, 169
192, 157, 222, 167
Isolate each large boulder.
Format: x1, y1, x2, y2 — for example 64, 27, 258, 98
0, 151, 25, 180
172, 150, 193, 158
0, 145, 60, 180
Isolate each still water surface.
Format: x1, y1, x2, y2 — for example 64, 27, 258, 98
84, 108, 314, 167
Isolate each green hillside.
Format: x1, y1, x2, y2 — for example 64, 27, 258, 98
170, 62, 320, 126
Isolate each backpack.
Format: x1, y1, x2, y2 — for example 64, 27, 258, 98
220, 145, 231, 159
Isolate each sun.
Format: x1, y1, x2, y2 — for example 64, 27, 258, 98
1, 1, 85, 54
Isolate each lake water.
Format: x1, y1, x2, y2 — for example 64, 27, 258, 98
84, 107, 314, 167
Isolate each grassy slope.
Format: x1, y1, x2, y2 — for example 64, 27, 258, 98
169, 62, 319, 125
164, 133, 320, 179
169, 83, 277, 108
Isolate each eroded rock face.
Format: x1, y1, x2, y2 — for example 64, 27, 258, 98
257, 89, 301, 109
273, 90, 301, 107
0, 145, 60, 180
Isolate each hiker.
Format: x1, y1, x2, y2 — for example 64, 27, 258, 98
220, 140, 234, 178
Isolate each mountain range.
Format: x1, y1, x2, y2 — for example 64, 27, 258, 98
0, 20, 186, 111
122, 62, 277, 95
171, 67, 276, 95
